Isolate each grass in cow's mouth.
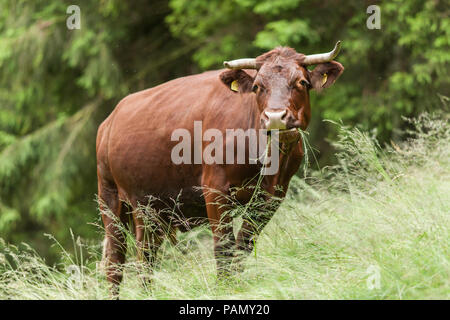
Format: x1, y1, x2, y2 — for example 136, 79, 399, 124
0, 112, 448, 299
297, 128, 321, 177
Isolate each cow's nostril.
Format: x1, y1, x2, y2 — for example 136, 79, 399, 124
264, 109, 286, 119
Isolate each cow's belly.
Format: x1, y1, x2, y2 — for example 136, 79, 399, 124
107, 126, 206, 218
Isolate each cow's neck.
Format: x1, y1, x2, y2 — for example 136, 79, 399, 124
261, 134, 302, 197
243, 94, 303, 197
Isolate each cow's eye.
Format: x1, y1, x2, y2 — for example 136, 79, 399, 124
299, 79, 311, 88
252, 84, 258, 93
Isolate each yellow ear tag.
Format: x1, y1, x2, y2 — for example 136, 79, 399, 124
231, 80, 239, 92
322, 73, 328, 86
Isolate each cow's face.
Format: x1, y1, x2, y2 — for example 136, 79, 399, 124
220, 46, 344, 132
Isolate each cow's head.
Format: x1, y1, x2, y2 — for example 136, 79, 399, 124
220, 42, 344, 132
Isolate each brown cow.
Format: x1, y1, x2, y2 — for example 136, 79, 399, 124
96, 42, 344, 295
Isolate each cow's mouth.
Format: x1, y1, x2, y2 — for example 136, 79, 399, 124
280, 128, 299, 133
266, 128, 299, 134
267, 128, 301, 145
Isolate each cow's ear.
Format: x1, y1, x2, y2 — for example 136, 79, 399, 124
219, 69, 254, 93
308, 61, 344, 91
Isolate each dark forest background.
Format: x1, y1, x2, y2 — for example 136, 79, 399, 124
0, 0, 448, 261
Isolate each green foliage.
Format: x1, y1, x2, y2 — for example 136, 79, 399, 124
254, 19, 319, 49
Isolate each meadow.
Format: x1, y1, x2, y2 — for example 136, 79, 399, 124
0, 113, 448, 300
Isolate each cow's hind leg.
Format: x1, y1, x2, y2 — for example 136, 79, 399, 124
98, 179, 128, 298
201, 170, 236, 280
132, 207, 164, 287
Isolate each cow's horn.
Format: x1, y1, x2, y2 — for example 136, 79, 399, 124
223, 58, 257, 69
303, 41, 342, 65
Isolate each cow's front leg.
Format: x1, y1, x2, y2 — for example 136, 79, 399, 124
202, 169, 236, 279
235, 210, 273, 255
234, 195, 280, 266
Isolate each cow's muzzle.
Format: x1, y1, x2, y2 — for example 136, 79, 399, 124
262, 110, 287, 130
261, 108, 301, 131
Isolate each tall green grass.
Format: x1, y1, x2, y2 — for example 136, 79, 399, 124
0, 113, 448, 299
